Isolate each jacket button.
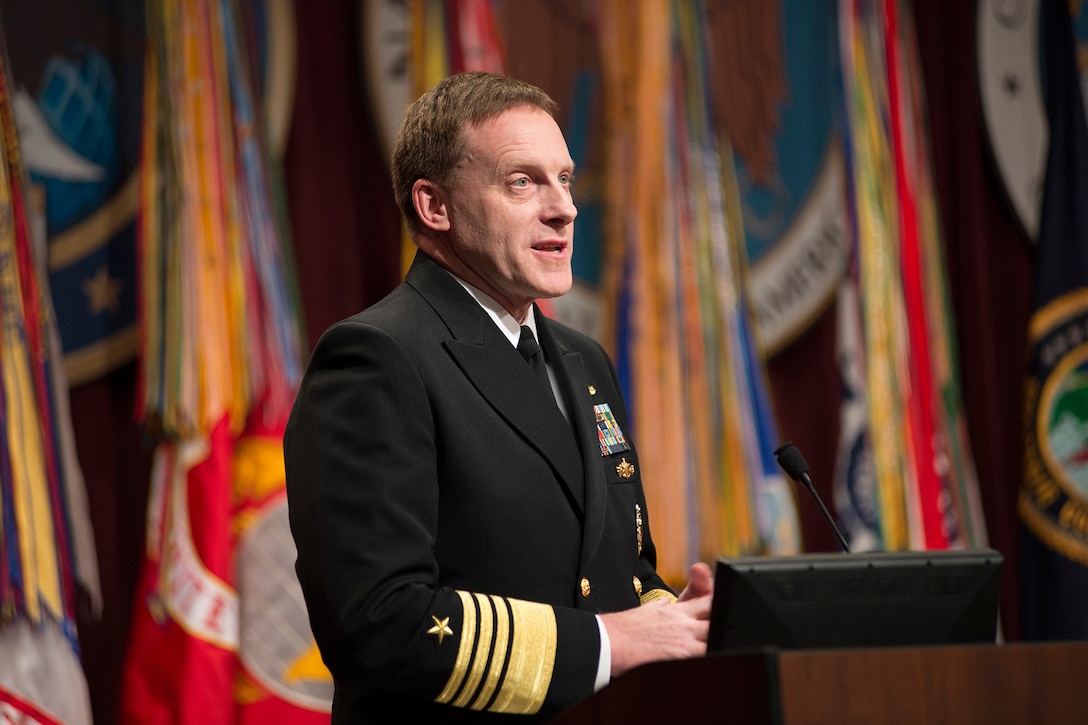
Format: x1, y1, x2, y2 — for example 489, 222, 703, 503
632, 576, 643, 596
580, 577, 591, 598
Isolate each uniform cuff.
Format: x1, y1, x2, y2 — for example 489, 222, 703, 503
593, 615, 611, 691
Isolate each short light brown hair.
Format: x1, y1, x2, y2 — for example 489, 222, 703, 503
390, 71, 559, 235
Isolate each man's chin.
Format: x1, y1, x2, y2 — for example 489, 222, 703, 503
536, 282, 574, 301
536, 270, 574, 298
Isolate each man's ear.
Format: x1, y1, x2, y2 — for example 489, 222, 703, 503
413, 179, 450, 232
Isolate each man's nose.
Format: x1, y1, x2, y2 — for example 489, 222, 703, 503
544, 183, 577, 225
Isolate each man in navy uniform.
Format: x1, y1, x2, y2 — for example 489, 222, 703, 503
285, 71, 713, 723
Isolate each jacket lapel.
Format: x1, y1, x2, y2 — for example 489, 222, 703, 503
407, 254, 586, 514
544, 330, 608, 566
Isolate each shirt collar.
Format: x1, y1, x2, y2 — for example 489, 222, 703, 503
448, 272, 537, 348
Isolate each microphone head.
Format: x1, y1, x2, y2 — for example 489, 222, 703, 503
773, 442, 810, 483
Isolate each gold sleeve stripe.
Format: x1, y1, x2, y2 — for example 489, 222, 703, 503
470, 595, 510, 711
487, 597, 557, 715
639, 588, 677, 605
435, 590, 477, 705
434, 592, 557, 715
452, 593, 493, 708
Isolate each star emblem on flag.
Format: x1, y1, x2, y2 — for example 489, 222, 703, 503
82, 264, 123, 315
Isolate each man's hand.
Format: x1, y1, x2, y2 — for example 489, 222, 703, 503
600, 562, 714, 678
677, 561, 714, 602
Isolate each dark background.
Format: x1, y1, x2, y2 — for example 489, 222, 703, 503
10, 2, 1033, 722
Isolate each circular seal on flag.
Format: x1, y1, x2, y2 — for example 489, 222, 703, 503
976, 0, 1047, 243
237, 494, 333, 710
360, 0, 413, 161
4, 1, 146, 386
710, 0, 849, 356
5, 0, 295, 386
977, 0, 1088, 244
1022, 294, 1088, 562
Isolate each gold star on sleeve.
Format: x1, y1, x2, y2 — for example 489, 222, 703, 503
428, 614, 454, 645
435, 591, 557, 715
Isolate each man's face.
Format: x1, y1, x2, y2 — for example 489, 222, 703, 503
442, 106, 577, 319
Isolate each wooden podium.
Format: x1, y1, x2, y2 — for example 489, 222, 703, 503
550, 642, 1088, 724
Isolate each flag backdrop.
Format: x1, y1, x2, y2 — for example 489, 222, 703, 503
834, 0, 986, 553
1019, 0, 1088, 640
400, 0, 508, 275
0, 2, 1053, 714
121, 0, 327, 721
596, 0, 800, 583
0, 14, 98, 724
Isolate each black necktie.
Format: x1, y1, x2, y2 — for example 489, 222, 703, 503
517, 325, 552, 390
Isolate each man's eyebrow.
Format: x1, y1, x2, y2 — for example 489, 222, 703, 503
497, 159, 577, 176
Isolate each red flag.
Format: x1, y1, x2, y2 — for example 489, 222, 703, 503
0, 685, 64, 725
232, 414, 331, 722
122, 411, 332, 722
126, 0, 324, 716
883, 0, 950, 549
121, 416, 237, 725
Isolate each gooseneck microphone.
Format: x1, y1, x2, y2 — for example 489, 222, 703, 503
773, 442, 851, 553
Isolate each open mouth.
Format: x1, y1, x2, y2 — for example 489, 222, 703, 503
532, 241, 566, 254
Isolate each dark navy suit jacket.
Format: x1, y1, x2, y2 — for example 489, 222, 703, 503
285, 251, 672, 723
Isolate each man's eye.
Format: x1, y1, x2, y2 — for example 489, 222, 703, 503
559, 173, 571, 184
512, 178, 530, 188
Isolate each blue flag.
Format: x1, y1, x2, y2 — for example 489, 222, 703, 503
1019, 0, 1088, 640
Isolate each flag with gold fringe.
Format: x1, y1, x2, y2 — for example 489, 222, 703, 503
596, 0, 800, 584
0, 11, 99, 724
1019, 0, 1088, 639
121, 0, 323, 721
400, 0, 508, 275
835, 0, 986, 552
